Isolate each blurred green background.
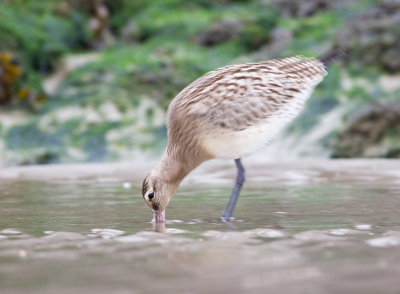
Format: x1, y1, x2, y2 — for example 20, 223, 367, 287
0, 0, 399, 166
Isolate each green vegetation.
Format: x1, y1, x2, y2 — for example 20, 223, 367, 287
0, 0, 399, 165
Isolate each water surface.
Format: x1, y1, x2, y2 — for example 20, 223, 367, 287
1, 161, 400, 294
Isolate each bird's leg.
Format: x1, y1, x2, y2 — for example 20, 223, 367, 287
221, 158, 245, 222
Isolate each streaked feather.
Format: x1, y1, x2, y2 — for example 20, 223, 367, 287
166, 56, 327, 158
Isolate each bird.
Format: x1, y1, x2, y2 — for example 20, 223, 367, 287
142, 54, 333, 222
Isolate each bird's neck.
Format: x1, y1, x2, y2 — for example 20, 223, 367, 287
156, 149, 209, 185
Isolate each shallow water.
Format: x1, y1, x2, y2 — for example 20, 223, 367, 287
1, 163, 400, 294
2, 181, 400, 236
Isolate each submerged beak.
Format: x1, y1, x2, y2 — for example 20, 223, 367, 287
152, 210, 166, 222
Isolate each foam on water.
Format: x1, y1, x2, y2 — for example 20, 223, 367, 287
1, 161, 400, 293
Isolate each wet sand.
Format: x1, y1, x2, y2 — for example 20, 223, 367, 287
1, 158, 400, 185
1, 159, 400, 294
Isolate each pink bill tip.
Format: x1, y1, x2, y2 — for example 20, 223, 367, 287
152, 211, 166, 222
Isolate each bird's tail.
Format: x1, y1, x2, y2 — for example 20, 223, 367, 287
319, 48, 346, 68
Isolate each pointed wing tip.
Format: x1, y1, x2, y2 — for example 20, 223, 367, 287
320, 48, 346, 68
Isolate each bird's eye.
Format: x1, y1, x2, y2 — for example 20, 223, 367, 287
148, 192, 154, 200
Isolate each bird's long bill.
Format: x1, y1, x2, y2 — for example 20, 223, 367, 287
152, 210, 166, 222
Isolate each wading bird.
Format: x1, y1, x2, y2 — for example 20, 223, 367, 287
142, 55, 334, 222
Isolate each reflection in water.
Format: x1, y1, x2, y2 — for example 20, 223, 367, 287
220, 220, 237, 232
153, 221, 166, 233
1, 180, 400, 293
1, 180, 400, 235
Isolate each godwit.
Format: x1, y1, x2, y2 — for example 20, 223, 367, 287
142, 55, 332, 222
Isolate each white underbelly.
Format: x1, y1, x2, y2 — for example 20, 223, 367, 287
202, 114, 292, 159
201, 86, 317, 159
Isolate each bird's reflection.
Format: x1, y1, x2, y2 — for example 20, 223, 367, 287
222, 220, 236, 231
153, 221, 165, 233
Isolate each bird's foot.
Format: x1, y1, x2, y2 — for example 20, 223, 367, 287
220, 216, 234, 222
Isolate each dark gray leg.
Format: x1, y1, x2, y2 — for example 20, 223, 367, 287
220, 158, 245, 222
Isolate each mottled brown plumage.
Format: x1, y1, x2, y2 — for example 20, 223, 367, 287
142, 56, 327, 222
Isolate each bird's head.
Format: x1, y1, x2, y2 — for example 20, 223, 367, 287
142, 169, 180, 222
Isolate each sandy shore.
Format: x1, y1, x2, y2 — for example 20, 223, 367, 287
1, 158, 399, 185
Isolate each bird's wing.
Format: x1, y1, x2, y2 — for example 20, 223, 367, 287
169, 56, 327, 130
